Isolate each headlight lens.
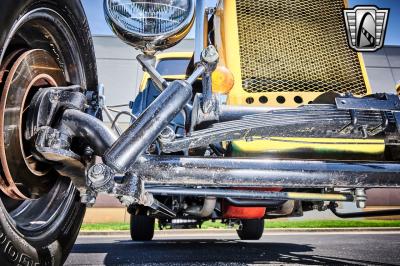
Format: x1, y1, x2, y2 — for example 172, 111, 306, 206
105, 0, 195, 52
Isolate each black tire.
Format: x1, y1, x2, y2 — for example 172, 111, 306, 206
237, 219, 265, 240
130, 215, 155, 241
0, 1, 97, 265
0, 0, 98, 92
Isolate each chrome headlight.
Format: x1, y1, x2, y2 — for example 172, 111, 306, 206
104, 0, 195, 53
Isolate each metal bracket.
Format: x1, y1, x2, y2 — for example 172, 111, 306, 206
34, 126, 86, 189
336, 94, 400, 111
137, 54, 168, 91
200, 45, 219, 115
336, 94, 400, 133
25, 86, 87, 141
188, 93, 219, 133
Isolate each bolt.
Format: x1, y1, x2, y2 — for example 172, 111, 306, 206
355, 188, 367, 209
92, 164, 104, 175
88, 163, 110, 183
201, 45, 219, 65
357, 200, 366, 209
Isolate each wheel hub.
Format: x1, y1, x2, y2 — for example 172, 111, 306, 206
0, 49, 66, 199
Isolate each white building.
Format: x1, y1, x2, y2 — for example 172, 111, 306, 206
93, 35, 400, 126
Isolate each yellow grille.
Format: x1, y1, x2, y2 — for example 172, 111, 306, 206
236, 0, 368, 95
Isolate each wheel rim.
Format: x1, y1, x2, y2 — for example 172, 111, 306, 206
0, 49, 77, 239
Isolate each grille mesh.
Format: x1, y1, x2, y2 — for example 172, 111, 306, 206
236, 0, 368, 95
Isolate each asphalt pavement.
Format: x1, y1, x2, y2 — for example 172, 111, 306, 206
65, 230, 400, 265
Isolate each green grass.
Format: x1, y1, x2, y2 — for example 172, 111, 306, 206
81, 223, 130, 231
80, 220, 400, 231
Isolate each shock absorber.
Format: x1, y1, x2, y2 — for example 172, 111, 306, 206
103, 79, 194, 173
103, 46, 218, 173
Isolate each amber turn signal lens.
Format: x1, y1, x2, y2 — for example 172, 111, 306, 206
212, 65, 235, 94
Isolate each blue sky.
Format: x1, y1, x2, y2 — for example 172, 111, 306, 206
82, 0, 400, 45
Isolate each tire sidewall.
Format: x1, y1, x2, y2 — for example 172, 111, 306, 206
0, 196, 85, 265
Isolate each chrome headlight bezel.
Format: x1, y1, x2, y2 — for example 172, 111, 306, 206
104, 0, 195, 53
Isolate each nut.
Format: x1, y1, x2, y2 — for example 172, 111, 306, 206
159, 126, 175, 142
201, 45, 219, 64
88, 163, 114, 191
90, 164, 107, 180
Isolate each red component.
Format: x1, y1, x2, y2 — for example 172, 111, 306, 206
221, 187, 282, 219
222, 204, 266, 219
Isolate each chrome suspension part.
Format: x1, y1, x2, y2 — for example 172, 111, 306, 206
24, 46, 400, 219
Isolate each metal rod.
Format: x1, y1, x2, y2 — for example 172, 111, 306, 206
146, 187, 353, 201
98, 87, 123, 135
150, 198, 176, 218
134, 155, 400, 188
137, 54, 168, 91
107, 104, 129, 108
104, 81, 193, 173
329, 203, 400, 218
187, 64, 206, 84
102, 105, 123, 136
194, 0, 207, 63
110, 111, 136, 135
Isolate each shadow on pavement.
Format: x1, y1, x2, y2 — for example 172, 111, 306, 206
71, 239, 394, 265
